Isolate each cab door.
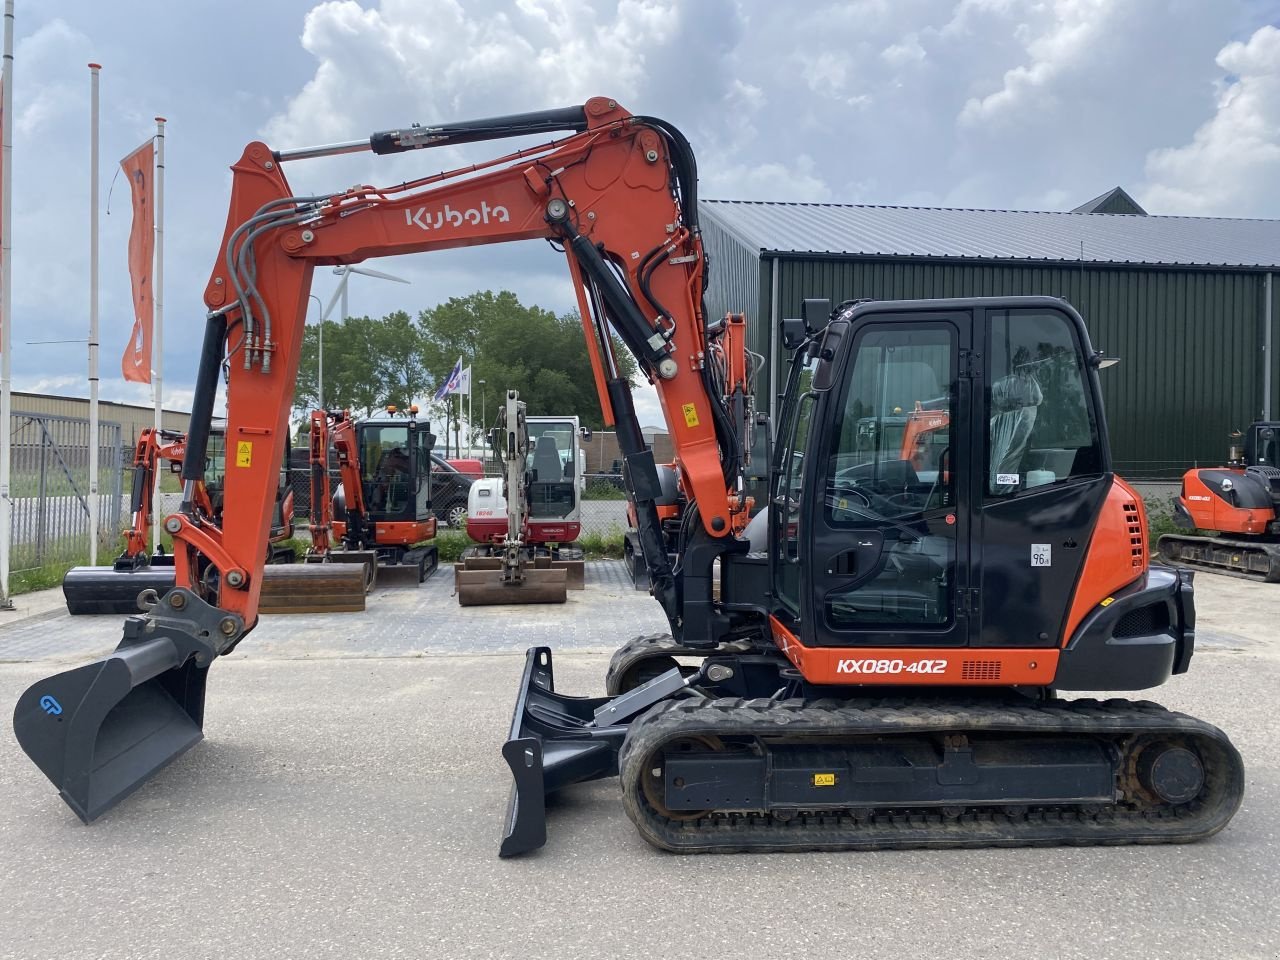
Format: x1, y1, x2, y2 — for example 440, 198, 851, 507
776, 307, 976, 649
973, 305, 1110, 647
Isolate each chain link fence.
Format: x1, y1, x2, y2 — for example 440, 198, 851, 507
9, 412, 125, 574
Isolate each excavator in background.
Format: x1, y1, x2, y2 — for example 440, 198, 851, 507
13, 98, 1242, 856
315, 406, 440, 584
61, 427, 296, 615
462, 399, 587, 595
456, 391, 573, 604
1158, 422, 1280, 581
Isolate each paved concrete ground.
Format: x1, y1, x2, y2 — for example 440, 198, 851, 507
0, 566, 1276, 960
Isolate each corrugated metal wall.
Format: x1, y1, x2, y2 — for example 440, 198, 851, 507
757, 257, 1272, 478
11, 392, 190, 447
701, 212, 766, 361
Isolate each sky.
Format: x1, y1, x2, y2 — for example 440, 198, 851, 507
7, 0, 1280, 430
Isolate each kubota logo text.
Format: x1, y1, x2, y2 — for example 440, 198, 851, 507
405, 201, 511, 232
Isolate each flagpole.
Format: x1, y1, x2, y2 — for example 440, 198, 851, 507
0, 0, 15, 608
151, 116, 165, 553
88, 63, 101, 565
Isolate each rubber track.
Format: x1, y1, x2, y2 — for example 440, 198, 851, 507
1157, 534, 1280, 583
617, 696, 1245, 854
605, 633, 747, 696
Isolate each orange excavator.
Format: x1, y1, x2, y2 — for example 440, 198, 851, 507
1158, 422, 1280, 581
61, 427, 296, 615
14, 98, 1242, 856
305, 406, 440, 585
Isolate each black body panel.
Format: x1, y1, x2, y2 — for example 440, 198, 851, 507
1054, 566, 1194, 690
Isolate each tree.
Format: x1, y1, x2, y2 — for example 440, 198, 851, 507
417, 290, 638, 432
294, 311, 426, 417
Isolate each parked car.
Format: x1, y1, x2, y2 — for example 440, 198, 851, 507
431, 453, 474, 528
445, 457, 485, 480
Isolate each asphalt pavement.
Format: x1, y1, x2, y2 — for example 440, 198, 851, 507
0, 565, 1276, 960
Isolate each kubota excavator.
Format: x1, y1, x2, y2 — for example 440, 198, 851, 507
305, 406, 440, 587
13, 99, 1242, 856
61, 426, 296, 615
1157, 422, 1280, 581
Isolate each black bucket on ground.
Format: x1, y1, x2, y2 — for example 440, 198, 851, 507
62, 564, 177, 615
13, 589, 240, 822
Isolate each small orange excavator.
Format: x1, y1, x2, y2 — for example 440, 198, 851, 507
61, 427, 296, 615
1158, 422, 1280, 581
307, 406, 440, 584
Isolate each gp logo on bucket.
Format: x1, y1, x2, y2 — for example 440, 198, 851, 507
39, 695, 63, 716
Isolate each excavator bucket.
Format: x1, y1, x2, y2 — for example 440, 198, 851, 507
304, 550, 379, 592
455, 565, 568, 606
62, 561, 177, 615
12, 605, 219, 823
258, 563, 367, 614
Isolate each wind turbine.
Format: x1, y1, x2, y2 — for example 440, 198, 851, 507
314, 264, 411, 408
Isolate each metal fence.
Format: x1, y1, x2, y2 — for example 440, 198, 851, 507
9, 412, 125, 573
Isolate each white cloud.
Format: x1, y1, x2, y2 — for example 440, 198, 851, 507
1140, 25, 1280, 216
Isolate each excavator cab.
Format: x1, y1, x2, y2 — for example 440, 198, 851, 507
501, 296, 1231, 857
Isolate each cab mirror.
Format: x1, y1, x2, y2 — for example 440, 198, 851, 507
579, 426, 593, 442
780, 317, 806, 351
802, 298, 831, 335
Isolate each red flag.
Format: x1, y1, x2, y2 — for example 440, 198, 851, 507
120, 139, 155, 384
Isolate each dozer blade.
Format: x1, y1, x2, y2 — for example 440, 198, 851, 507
499, 647, 628, 857
532, 556, 585, 590
62, 564, 177, 616
258, 563, 367, 614
305, 550, 378, 592
13, 590, 236, 823
455, 567, 568, 606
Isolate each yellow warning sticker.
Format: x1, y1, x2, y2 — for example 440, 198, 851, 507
1100, 597, 1115, 607
236, 441, 253, 468
812, 773, 836, 787
682, 403, 700, 428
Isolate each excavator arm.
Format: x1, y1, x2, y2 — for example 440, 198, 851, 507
184, 95, 744, 634
15, 98, 753, 823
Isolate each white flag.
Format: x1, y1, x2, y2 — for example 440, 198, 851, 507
458, 365, 472, 395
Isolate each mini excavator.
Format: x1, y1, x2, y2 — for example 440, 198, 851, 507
61, 426, 296, 615
305, 406, 439, 587
14, 98, 1243, 854
1158, 423, 1280, 581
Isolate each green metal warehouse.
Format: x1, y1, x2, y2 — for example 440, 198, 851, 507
699, 190, 1280, 478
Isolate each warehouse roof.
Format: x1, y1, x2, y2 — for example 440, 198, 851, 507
699, 199, 1280, 269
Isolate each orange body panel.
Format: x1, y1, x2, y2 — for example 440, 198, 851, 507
1060, 477, 1146, 646
1180, 468, 1272, 535
769, 617, 1059, 686
334, 519, 436, 548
